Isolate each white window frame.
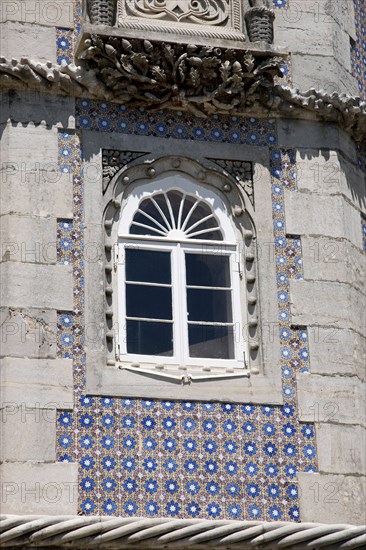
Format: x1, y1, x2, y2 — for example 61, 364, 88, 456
116, 238, 246, 371
116, 176, 247, 372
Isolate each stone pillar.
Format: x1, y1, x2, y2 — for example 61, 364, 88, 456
0, 86, 77, 513
274, 0, 358, 95
278, 119, 366, 525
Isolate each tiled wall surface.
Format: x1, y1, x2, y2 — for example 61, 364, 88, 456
56, 111, 317, 520
362, 212, 366, 252
76, 101, 277, 145
53, 0, 322, 523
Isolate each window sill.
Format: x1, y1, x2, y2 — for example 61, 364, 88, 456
85, 359, 283, 404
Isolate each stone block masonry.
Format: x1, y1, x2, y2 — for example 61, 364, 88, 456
0, 0, 364, 529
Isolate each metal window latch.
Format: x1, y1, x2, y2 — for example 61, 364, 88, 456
181, 373, 192, 385
115, 342, 121, 361
114, 244, 119, 270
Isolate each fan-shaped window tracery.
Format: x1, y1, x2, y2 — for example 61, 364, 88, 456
130, 190, 224, 241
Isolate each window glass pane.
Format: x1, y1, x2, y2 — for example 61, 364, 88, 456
187, 289, 232, 323
185, 201, 212, 230
126, 249, 171, 284
127, 320, 173, 356
166, 190, 184, 227
126, 284, 172, 319
130, 192, 223, 240
138, 198, 168, 229
152, 193, 172, 228
180, 194, 196, 224
188, 325, 234, 359
186, 253, 231, 287
193, 229, 223, 241
130, 213, 165, 237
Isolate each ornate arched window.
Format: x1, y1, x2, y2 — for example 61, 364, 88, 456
116, 174, 246, 371
84, 154, 282, 402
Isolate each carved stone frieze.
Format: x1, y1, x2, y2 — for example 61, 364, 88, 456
86, 0, 276, 44
209, 159, 254, 206
116, 0, 243, 41
123, 0, 230, 25
1, 57, 365, 147
102, 150, 147, 192
78, 35, 283, 116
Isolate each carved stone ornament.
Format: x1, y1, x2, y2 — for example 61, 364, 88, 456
102, 150, 147, 192
245, 6, 275, 44
86, 0, 276, 43
123, 0, 230, 25
116, 0, 243, 41
88, 0, 117, 25
209, 159, 254, 206
0, 56, 365, 147
77, 35, 283, 117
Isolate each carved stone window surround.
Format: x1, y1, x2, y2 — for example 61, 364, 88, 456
83, 134, 281, 403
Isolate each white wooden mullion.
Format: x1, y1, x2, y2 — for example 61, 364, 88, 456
184, 213, 216, 234
131, 221, 167, 236
231, 247, 245, 367
181, 243, 190, 364
164, 191, 177, 230
117, 243, 127, 358
177, 193, 186, 229
171, 244, 184, 363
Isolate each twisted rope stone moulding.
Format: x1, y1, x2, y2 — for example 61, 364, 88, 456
0, 516, 365, 548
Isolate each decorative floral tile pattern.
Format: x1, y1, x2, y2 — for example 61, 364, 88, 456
274, 57, 293, 87
272, 0, 289, 8
76, 100, 277, 146
56, 0, 81, 64
351, 0, 366, 100
57, 220, 73, 265
361, 212, 366, 252
56, 29, 74, 65
56, 114, 317, 521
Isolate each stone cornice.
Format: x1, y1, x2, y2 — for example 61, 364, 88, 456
77, 35, 284, 115
0, 49, 365, 147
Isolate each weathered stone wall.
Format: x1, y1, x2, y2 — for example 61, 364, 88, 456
0, 0, 365, 525
274, 0, 358, 94
0, 89, 78, 513
277, 119, 366, 523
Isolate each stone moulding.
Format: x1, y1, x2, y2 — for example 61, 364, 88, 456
0, 515, 365, 548
209, 159, 254, 206
102, 149, 147, 193
0, 52, 365, 147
